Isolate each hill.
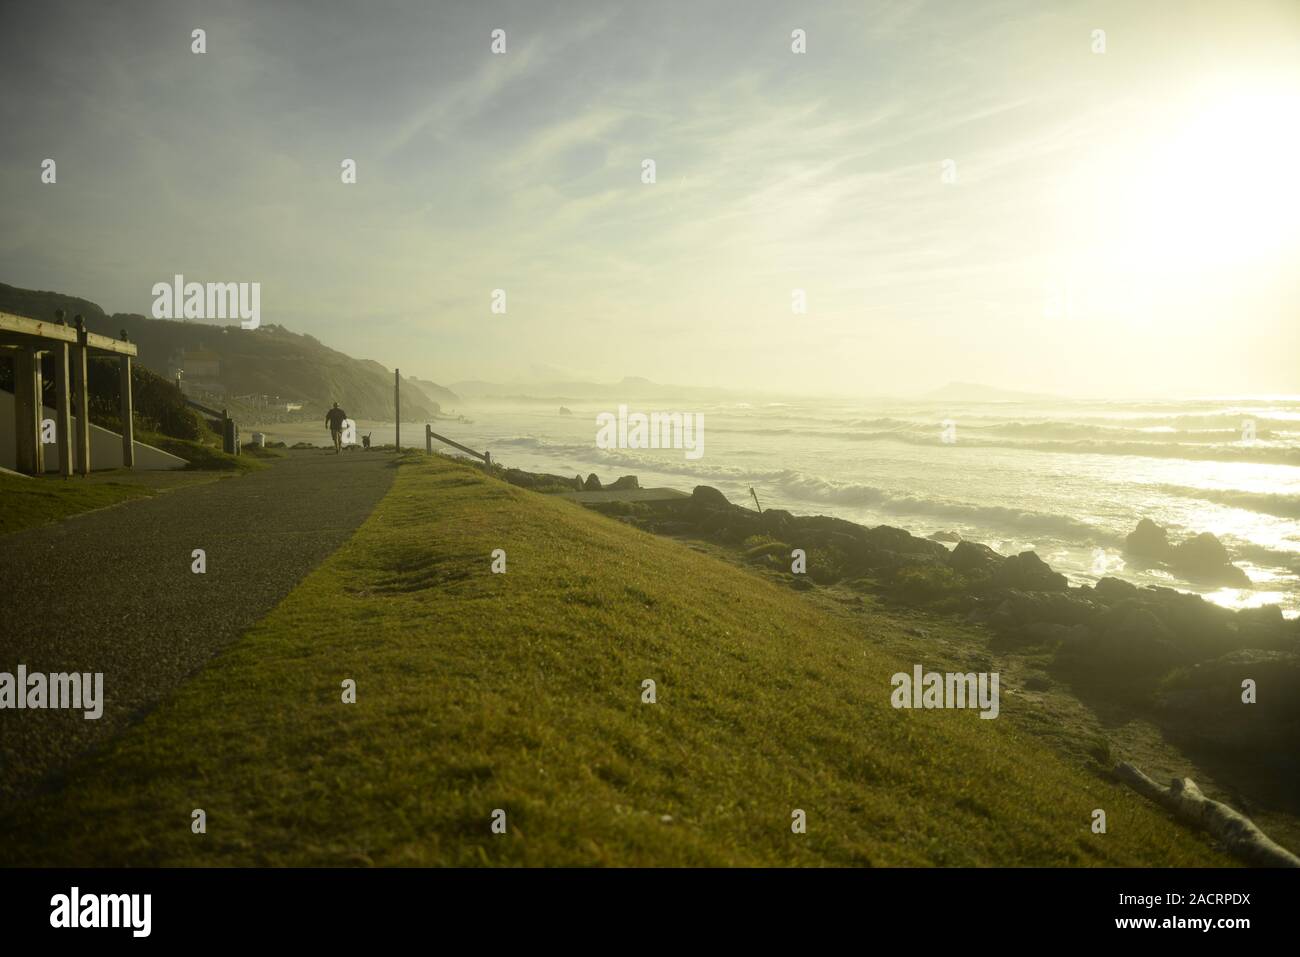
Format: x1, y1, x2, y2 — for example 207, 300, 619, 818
407, 375, 460, 406
0, 452, 1231, 865
0, 282, 454, 421
448, 374, 748, 403
924, 381, 1055, 402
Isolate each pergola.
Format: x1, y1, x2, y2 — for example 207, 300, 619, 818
0, 310, 138, 476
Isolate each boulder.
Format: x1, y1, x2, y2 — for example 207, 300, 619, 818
1123, 521, 1250, 587
502, 468, 535, 488
690, 485, 732, 510
863, 524, 946, 557
1054, 603, 1188, 689
990, 590, 1099, 628
928, 530, 962, 543
583, 473, 603, 491
759, 508, 793, 536
1169, 532, 1251, 587
607, 475, 640, 491
948, 540, 1005, 575
1156, 650, 1300, 757
990, 551, 1069, 591
1093, 576, 1139, 603
1125, 518, 1172, 561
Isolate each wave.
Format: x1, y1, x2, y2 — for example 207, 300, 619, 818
1227, 541, 1300, 573
491, 434, 793, 483
1153, 484, 1300, 520
782, 429, 1300, 465
770, 473, 1111, 542
708, 417, 1298, 459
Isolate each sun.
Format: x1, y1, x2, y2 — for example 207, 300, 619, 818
1123, 82, 1300, 273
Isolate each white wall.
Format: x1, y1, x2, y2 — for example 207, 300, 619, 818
0, 389, 187, 472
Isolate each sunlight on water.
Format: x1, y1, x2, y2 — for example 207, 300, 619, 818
252, 394, 1300, 617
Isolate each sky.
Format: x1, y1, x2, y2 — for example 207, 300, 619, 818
1, 0, 1298, 398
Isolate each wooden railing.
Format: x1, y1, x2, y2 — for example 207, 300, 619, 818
425, 424, 491, 465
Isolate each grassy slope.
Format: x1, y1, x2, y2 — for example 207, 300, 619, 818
0, 431, 258, 534
0, 472, 156, 535
137, 431, 266, 472
0, 454, 1232, 866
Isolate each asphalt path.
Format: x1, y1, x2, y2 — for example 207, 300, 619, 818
0, 449, 395, 806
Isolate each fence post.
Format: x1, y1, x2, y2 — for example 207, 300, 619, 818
484, 450, 491, 467
73, 317, 90, 475
13, 346, 43, 475
53, 341, 73, 477
119, 352, 135, 468
394, 368, 400, 451
222, 409, 236, 454
425, 423, 431, 454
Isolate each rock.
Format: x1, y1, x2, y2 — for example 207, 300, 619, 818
1093, 576, 1139, 603
607, 475, 640, 491
928, 530, 962, 542
1169, 532, 1251, 587
583, 473, 603, 491
1123, 521, 1250, 588
1125, 518, 1172, 561
1015, 621, 1078, 645
701, 509, 760, 543
990, 551, 1069, 591
863, 525, 947, 558
502, 468, 536, 488
690, 485, 732, 510
1053, 603, 1189, 691
948, 540, 1005, 575
990, 590, 1099, 629
1156, 650, 1300, 756
559, 406, 573, 416
759, 508, 793, 535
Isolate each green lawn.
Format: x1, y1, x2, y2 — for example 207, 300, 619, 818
0, 431, 254, 535
0, 471, 157, 535
0, 453, 1234, 866
138, 431, 266, 472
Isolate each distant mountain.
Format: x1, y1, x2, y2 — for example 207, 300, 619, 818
408, 376, 460, 406
924, 381, 1055, 402
448, 375, 744, 402
0, 282, 454, 421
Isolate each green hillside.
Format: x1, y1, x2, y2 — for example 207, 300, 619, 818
0, 453, 1232, 866
0, 282, 455, 421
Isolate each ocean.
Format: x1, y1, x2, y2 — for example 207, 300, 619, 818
252, 394, 1300, 617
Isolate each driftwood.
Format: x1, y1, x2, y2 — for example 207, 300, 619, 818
1114, 762, 1299, 868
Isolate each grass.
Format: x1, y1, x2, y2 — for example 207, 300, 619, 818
0, 429, 261, 534
139, 431, 265, 472
0, 471, 156, 535
0, 453, 1234, 866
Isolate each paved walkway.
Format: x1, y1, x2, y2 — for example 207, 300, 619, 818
0, 449, 396, 805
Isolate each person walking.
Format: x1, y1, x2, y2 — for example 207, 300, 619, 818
325, 402, 349, 454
